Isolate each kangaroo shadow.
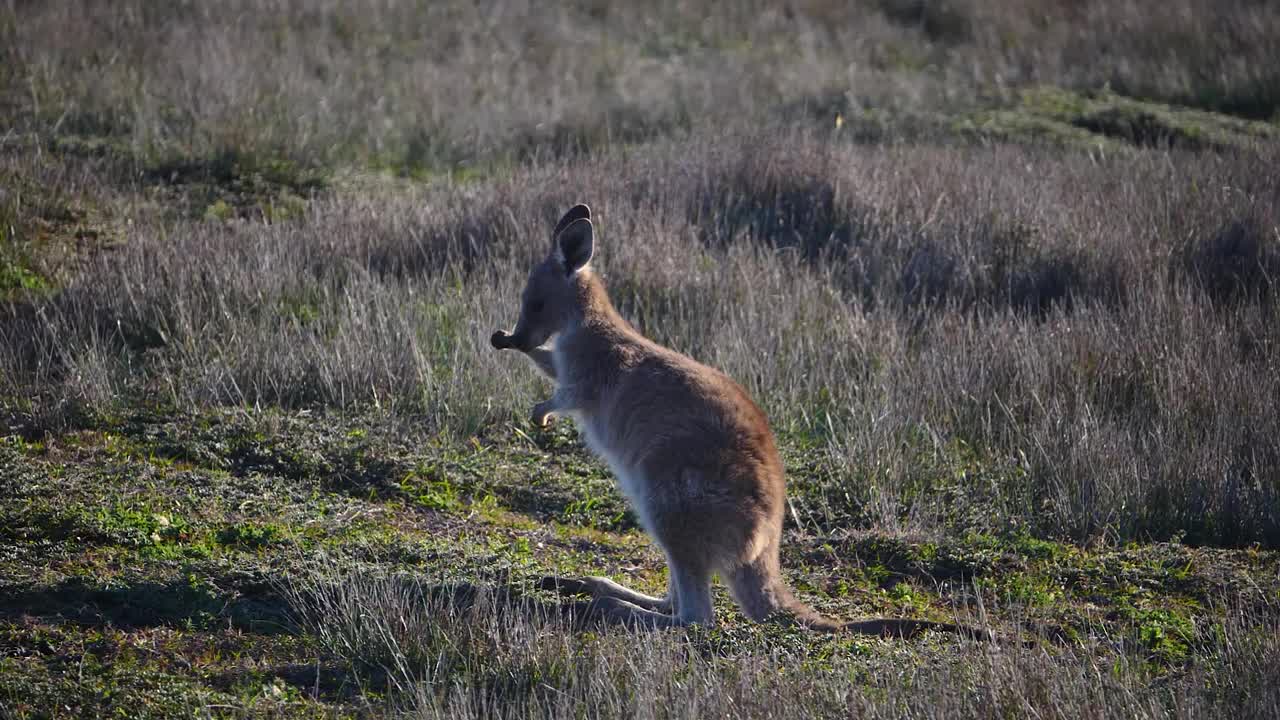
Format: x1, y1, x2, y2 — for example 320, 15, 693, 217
0, 575, 292, 633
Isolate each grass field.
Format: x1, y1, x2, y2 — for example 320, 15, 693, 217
2, 1, 1279, 717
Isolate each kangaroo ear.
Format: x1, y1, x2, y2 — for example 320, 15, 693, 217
553, 204, 591, 240
556, 218, 594, 276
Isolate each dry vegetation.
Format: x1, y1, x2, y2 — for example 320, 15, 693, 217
1, 1, 1278, 718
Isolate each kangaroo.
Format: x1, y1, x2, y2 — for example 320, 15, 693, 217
491, 204, 992, 640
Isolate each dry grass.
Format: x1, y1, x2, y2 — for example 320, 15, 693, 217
4, 131, 1277, 546
4, 0, 1278, 171
281, 564, 1280, 719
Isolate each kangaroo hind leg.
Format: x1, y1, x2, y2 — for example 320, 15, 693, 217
667, 554, 714, 626
539, 575, 671, 613
725, 550, 788, 621
586, 596, 685, 629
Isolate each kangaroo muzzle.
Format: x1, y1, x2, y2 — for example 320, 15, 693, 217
490, 330, 514, 350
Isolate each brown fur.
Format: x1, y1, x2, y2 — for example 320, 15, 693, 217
492, 204, 993, 641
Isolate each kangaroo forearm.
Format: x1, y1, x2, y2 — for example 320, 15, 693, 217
524, 347, 557, 380
531, 386, 582, 427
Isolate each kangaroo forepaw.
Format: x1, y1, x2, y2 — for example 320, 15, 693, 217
530, 400, 556, 427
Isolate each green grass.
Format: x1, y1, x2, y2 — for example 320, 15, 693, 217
958, 87, 1280, 152
2, 410, 1277, 716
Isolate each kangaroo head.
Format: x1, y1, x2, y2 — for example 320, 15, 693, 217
491, 204, 595, 353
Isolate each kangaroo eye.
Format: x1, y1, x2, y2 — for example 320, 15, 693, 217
528, 300, 545, 314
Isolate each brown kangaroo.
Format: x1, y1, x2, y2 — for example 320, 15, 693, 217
491, 204, 992, 640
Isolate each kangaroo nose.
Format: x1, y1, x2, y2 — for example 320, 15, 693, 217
491, 330, 512, 349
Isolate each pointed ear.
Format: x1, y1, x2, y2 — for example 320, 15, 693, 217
556, 218, 594, 275
552, 203, 591, 240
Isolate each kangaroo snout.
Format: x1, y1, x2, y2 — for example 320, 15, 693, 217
491, 329, 535, 352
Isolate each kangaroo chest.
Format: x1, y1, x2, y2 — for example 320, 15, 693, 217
554, 339, 659, 530
573, 410, 653, 524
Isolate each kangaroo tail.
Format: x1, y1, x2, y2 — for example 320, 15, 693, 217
727, 546, 998, 641
771, 584, 846, 632
740, 569, 994, 640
